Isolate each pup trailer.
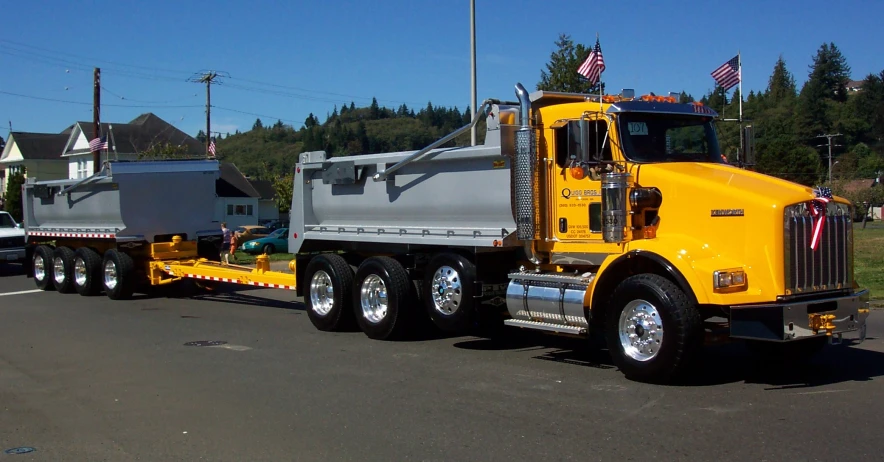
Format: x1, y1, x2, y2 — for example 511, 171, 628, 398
22, 83, 869, 383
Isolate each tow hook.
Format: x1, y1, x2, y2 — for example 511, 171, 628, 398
809, 313, 836, 336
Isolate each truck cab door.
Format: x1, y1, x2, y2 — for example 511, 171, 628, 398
550, 116, 614, 242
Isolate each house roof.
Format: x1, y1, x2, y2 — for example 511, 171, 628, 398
66, 113, 204, 156
6, 132, 69, 160
842, 178, 880, 194
217, 162, 261, 198
847, 80, 864, 89
249, 179, 276, 200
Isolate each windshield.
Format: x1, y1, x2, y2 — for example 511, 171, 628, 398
0, 213, 15, 228
618, 113, 722, 163
269, 228, 287, 237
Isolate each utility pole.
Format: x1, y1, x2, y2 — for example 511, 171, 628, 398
188, 71, 227, 158
93, 67, 101, 174
470, 0, 477, 146
815, 133, 843, 183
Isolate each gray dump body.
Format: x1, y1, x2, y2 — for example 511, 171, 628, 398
23, 160, 222, 243
289, 104, 522, 253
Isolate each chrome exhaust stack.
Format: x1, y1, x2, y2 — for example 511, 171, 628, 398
514, 83, 536, 242
601, 172, 633, 243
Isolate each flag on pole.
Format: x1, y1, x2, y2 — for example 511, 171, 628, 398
711, 55, 741, 90
208, 139, 216, 158
89, 136, 108, 152
577, 37, 606, 86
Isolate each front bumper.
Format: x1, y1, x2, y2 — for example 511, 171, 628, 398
729, 289, 870, 343
0, 247, 26, 263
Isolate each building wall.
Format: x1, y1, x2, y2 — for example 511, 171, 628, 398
214, 197, 260, 229
258, 199, 279, 222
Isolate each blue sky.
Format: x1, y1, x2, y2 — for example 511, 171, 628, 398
1, 0, 882, 139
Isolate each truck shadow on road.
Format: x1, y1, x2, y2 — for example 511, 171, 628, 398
454, 331, 884, 388
0, 263, 24, 277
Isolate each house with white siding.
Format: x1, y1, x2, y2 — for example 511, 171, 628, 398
0, 131, 69, 196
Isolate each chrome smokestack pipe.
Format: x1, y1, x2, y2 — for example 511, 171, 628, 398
513, 83, 538, 260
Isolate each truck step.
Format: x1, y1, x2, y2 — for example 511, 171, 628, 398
503, 319, 587, 336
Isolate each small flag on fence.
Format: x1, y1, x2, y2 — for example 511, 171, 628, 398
711, 55, 741, 90
578, 37, 606, 86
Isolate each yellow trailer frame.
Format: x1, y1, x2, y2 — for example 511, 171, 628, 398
146, 236, 298, 291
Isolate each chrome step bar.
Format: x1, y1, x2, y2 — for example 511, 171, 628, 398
503, 319, 587, 336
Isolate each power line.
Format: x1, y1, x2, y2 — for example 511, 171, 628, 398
0, 44, 188, 82
0, 38, 193, 75
100, 85, 199, 105
0, 90, 203, 108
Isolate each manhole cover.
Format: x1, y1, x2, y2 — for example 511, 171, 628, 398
183, 340, 227, 347
5, 447, 36, 455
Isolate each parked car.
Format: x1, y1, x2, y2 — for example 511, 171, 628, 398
234, 225, 271, 244
240, 228, 289, 255
0, 211, 26, 263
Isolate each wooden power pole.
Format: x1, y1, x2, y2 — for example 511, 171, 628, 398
189, 71, 227, 158
93, 67, 101, 173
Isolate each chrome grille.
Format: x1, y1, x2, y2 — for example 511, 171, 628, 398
783, 202, 852, 295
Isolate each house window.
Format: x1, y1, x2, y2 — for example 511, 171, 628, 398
227, 204, 254, 216
77, 159, 88, 178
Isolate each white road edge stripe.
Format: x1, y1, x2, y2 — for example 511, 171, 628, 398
0, 289, 45, 297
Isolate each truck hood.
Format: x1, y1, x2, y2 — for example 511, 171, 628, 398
0, 228, 25, 238
635, 162, 823, 208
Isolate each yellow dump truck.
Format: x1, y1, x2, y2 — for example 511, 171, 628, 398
23, 83, 869, 383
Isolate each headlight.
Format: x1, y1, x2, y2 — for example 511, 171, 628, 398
244, 241, 258, 247
713, 268, 747, 291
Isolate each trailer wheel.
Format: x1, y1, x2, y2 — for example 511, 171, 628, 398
32, 245, 55, 291
304, 254, 355, 331
102, 249, 135, 300
605, 274, 703, 383
73, 247, 103, 296
353, 256, 414, 340
422, 253, 478, 333
52, 246, 76, 293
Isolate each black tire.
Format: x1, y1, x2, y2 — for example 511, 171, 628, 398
422, 252, 478, 333
262, 244, 275, 255
605, 274, 703, 383
102, 249, 135, 300
746, 337, 828, 364
353, 256, 415, 340
73, 247, 103, 296
51, 246, 76, 293
32, 245, 55, 291
304, 254, 355, 331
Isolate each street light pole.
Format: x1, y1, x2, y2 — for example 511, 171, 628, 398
470, 0, 477, 146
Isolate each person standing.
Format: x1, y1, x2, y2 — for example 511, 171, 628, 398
221, 222, 232, 264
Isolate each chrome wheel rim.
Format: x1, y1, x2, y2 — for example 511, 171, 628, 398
53, 256, 66, 284
431, 265, 462, 316
33, 254, 46, 281
360, 274, 387, 324
74, 257, 88, 287
309, 270, 334, 316
618, 299, 664, 362
103, 260, 118, 290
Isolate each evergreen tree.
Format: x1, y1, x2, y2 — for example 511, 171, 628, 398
370, 98, 380, 119
4, 170, 25, 222
766, 55, 797, 106
252, 118, 264, 130
196, 129, 207, 143
537, 34, 603, 94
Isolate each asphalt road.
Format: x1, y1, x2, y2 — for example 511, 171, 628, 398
2, 262, 883, 461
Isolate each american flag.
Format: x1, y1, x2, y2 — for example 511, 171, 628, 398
711, 55, 741, 90
577, 38, 606, 86
89, 136, 108, 152
208, 139, 216, 157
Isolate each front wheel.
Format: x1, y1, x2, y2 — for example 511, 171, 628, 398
605, 274, 703, 383
262, 244, 275, 255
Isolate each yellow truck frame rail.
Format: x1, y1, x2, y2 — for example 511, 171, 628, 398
147, 236, 298, 291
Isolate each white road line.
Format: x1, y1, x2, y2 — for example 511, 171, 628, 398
0, 289, 44, 297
